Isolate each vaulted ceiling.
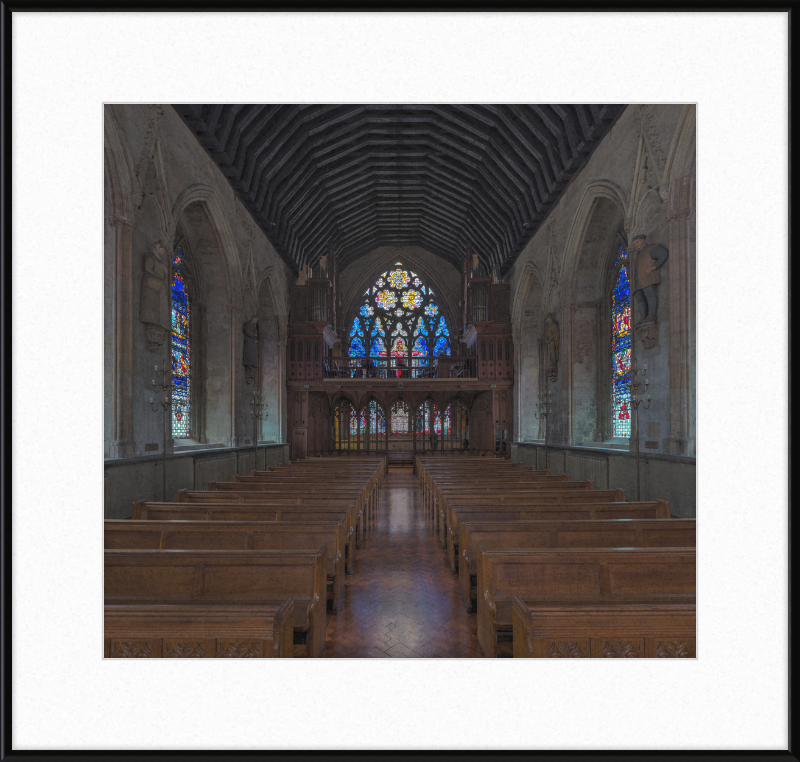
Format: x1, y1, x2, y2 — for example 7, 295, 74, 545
174, 104, 625, 274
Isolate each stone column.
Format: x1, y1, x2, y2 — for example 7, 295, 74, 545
228, 304, 243, 448
110, 214, 135, 458
666, 175, 696, 456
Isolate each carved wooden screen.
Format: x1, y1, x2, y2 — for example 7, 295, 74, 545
332, 399, 385, 451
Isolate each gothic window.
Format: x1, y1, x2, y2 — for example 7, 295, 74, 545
347, 264, 450, 375
390, 400, 410, 435
171, 249, 191, 438
611, 245, 632, 437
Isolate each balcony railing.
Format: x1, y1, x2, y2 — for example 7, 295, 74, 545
324, 356, 478, 380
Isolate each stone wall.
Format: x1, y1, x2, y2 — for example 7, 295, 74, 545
507, 104, 696, 459
104, 105, 293, 460
104, 443, 290, 519
511, 442, 696, 518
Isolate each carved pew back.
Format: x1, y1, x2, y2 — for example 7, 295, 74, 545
105, 547, 328, 657
104, 599, 295, 658
476, 546, 696, 657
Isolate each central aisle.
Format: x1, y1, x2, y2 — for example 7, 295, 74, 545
324, 468, 483, 658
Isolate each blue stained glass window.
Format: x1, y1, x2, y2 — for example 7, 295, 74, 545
350, 317, 364, 338
349, 337, 366, 357
433, 336, 450, 356
369, 337, 384, 357
413, 336, 429, 357
348, 263, 450, 363
171, 250, 191, 438
611, 247, 632, 437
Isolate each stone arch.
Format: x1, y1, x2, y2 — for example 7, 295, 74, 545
170, 185, 243, 447
560, 182, 628, 445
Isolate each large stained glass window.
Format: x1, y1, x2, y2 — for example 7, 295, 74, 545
171, 249, 191, 438
611, 246, 631, 437
348, 263, 451, 375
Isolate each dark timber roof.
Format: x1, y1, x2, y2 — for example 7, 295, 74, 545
174, 104, 625, 273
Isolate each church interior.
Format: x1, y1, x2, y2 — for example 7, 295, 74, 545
104, 103, 696, 659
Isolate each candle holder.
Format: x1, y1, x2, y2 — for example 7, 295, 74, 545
149, 362, 176, 502
534, 388, 553, 471
250, 391, 269, 472
628, 355, 652, 501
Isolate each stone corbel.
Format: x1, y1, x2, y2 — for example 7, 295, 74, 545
144, 326, 168, 352
636, 324, 659, 350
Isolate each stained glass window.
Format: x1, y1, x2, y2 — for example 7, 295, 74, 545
376, 290, 397, 310
611, 247, 632, 437
171, 249, 191, 438
348, 264, 451, 365
391, 400, 409, 435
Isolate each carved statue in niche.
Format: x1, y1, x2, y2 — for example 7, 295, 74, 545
544, 312, 560, 382
243, 316, 259, 385
139, 240, 171, 351
630, 234, 669, 326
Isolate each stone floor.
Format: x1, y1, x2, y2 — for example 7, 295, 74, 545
323, 467, 484, 658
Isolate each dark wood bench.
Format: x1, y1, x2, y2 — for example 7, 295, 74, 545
104, 599, 295, 658
511, 597, 696, 658
175, 491, 364, 548
475, 546, 696, 657
131, 502, 356, 573
106, 519, 347, 612
387, 451, 414, 468
440, 490, 632, 549
458, 518, 696, 610
105, 548, 328, 657
446, 501, 672, 572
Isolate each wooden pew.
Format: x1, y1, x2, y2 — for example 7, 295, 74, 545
104, 599, 295, 658
440, 490, 632, 550
426, 474, 573, 517
476, 546, 696, 657
458, 518, 696, 610
511, 597, 697, 658
105, 548, 328, 657
237, 473, 380, 518
175, 490, 365, 549
106, 519, 347, 612
132, 502, 357, 574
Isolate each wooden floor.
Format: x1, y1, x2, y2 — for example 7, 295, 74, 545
324, 468, 483, 658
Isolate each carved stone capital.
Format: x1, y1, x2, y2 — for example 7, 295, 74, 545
107, 213, 136, 229
244, 365, 257, 385
636, 324, 659, 350
668, 205, 692, 222
144, 325, 167, 352
658, 183, 670, 204
547, 365, 558, 383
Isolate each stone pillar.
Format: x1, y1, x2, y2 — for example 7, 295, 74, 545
110, 214, 135, 458
229, 304, 243, 448
666, 175, 696, 456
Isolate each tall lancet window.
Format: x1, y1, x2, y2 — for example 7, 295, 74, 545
611, 245, 632, 437
171, 249, 192, 438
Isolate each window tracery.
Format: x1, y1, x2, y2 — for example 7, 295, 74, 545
348, 264, 450, 374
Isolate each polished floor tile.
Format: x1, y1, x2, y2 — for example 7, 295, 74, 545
324, 468, 483, 658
